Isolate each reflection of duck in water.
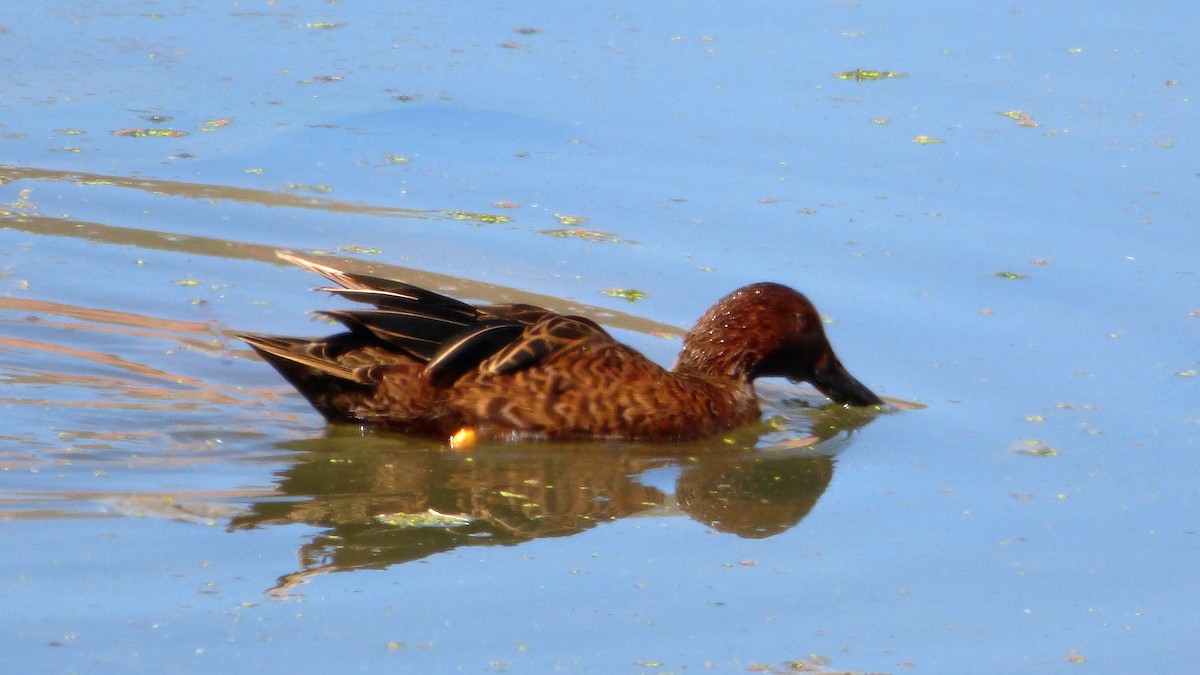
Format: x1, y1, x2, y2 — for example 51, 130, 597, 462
238, 253, 882, 444
230, 405, 875, 596
676, 453, 834, 539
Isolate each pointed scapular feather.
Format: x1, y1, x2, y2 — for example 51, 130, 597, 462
316, 309, 473, 361
278, 252, 480, 316
479, 303, 555, 325
479, 315, 610, 377
424, 320, 526, 386
335, 274, 480, 316
322, 288, 479, 322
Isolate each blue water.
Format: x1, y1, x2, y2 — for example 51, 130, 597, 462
2, 1, 1197, 672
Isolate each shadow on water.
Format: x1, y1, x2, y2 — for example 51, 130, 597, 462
230, 402, 882, 597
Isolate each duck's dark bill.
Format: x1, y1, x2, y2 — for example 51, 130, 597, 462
809, 357, 883, 407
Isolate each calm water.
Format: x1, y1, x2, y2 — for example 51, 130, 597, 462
3, 2, 1197, 673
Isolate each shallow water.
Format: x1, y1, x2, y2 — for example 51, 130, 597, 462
3, 2, 1198, 673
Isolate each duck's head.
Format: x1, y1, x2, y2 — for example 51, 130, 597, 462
675, 283, 883, 407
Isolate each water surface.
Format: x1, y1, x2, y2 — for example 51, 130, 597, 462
2, 2, 1197, 673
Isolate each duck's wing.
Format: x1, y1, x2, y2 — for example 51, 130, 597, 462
479, 303, 557, 325
476, 314, 614, 378
302, 309, 608, 387
279, 252, 481, 317
316, 308, 481, 362
278, 251, 523, 369
272, 252, 612, 386
423, 320, 528, 386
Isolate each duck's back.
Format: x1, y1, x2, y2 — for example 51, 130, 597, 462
440, 339, 761, 440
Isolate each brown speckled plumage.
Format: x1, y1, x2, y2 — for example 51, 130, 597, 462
238, 253, 882, 442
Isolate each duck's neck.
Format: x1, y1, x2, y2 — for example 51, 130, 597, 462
666, 361, 763, 436
672, 326, 759, 381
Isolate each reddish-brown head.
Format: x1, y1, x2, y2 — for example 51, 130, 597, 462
674, 283, 882, 406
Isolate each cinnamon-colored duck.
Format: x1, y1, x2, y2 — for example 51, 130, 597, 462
238, 253, 882, 444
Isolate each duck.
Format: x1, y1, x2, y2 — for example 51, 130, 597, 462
237, 253, 883, 444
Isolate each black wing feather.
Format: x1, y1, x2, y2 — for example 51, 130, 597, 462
334, 274, 480, 316
323, 288, 479, 323
424, 320, 526, 386
317, 309, 472, 361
